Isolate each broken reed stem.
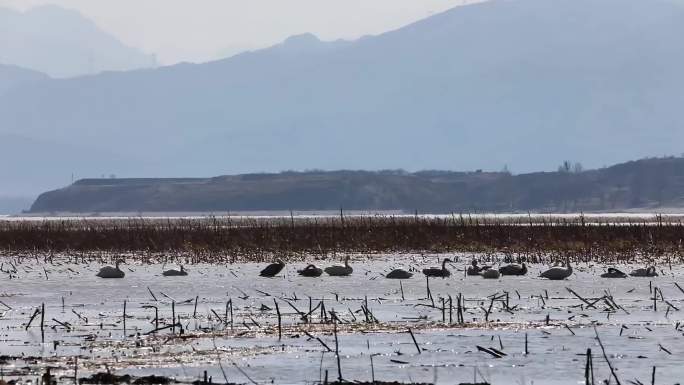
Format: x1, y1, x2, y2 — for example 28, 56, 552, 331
274, 298, 282, 341
147, 287, 158, 301
594, 327, 621, 385
172, 300, 176, 334
370, 354, 375, 383
408, 328, 421, 354
123, 300, 127, 337
441, 297, 445, 323
225, 300, 229, 326
40, 303, 45, 343
448, 295, 453, 324
334, 321, 342, 382
26, 307, 40, 330
425, 276, 432, 301
229, 298, 234, 329
584, 348, 595, 385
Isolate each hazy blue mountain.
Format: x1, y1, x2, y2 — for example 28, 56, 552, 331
0, 64, 48, 95
0, 5, 156, 78
1, 0, 684, 195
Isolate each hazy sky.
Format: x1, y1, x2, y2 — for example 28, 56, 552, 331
0, 0, 480, 64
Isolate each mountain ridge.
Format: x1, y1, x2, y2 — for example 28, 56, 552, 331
2, 0, 684, 195
29, 157, 684, 214
0, 5, 156, 78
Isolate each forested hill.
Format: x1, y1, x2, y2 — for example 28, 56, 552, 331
29, 157, 684, 213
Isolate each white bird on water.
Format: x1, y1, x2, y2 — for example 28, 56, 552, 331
96, 260, 125, 279
324, 256, 353, 276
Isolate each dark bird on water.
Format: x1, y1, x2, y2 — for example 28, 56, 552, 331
163, 265, 188, 276
630, 266, 658, 277
540, 258, 573, 280
600, 267, 627, 278
467, 260, 490, 276
96, 260, 125, 279
481, 268, 501, 279
499, 262, 527, 276
298, 264, 323, 277
324, 256, 353, 276
260, 259, 285, 277
386, 268, 413, 279
423, 258, 452, 278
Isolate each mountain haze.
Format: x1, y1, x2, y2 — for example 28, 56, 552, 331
2, 0, 684, 195
0, 64, 48, 95
0, 5, 156, 78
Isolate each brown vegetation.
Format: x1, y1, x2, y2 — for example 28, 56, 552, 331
1, 215, 683, 262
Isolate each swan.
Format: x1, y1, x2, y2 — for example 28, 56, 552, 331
540, 259, 573, 280
499, 262, 527, 276
386, 269, 413, 279
481, 268, 500, 279
96, 260, 125, 279
629, 266, 658, 277
600, 267, 627, 278
324, 256, 353, 276
260, 259, 285, 277
423, 258, 452, 278
467, 260, 482, 276
163, 265, 188, 277
298, 264, 323, 277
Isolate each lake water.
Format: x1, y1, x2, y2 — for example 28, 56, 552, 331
1, 253, 683, 384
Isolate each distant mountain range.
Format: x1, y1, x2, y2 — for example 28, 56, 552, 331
28, 157, 684, 213
2, 0, 684, 197
0, 64, 48, 94
0, 5, 156, 78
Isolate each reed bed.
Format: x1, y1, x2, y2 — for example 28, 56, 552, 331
1, 215, 683, 262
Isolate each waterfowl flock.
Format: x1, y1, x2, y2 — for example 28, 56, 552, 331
94, 256, 663, 282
